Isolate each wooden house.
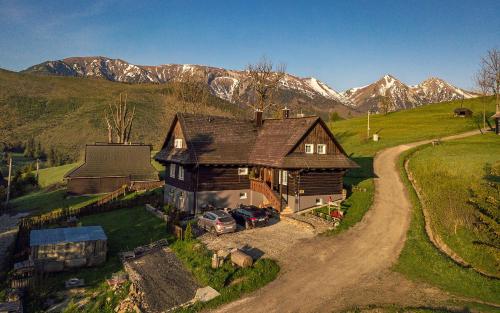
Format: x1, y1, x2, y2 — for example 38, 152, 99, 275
64, 143, 159, 194
453, 107, 473, 118
155, 110, 358, 214
30, 226, 107, 272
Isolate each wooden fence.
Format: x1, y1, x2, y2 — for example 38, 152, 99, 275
130, 180, 165, 192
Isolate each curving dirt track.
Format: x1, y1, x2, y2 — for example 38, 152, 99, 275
214, 130, 482, 313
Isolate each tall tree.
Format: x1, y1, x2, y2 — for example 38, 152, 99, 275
105, 93, 136, 143
475, 68, 492, 130
246, 57, 286, 113
477, 48, 500, 112
173, 69, 211, 114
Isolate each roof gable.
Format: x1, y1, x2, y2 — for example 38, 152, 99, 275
288, 118, 348, 156
155, 113, 358, 169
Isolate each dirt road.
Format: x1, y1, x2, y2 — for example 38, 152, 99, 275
214, 130, 482, 313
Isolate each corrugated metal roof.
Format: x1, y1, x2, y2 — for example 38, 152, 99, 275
30, 226, 107, 246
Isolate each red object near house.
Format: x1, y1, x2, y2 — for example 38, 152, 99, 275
330, 210, 344, 220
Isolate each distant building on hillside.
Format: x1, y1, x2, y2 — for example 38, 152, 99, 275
453, 107, 473, 118
64, 143, 159, 194
30, 226, 107, 272
492, 111, 500, 135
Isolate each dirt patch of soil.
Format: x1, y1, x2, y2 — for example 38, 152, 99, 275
124, 247, 199, 313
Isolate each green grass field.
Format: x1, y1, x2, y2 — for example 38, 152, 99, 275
37, 162, 78, 187
395, 145, 500, 304
10, 188, 98, 214
407, 133, 500, 277
331, 96, 496, 157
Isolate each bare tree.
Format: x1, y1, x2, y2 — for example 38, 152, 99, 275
246, 57, 286, 113
477, 48, 500, 112
173, 69, 211, 114
475, 69, 492, 130
105, 93, 136, 143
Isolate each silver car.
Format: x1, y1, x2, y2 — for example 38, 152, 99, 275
197, 210, 237, 235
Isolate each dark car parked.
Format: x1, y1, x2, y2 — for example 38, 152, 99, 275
231, 206, 269, 229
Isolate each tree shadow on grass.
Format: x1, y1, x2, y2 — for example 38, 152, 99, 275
344, 156, 376, 187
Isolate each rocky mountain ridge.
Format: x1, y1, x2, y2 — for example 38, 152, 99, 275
23, 57, 476, 113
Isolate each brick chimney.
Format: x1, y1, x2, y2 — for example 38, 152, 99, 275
282, 107, 290, 119
254, 110, 263, 127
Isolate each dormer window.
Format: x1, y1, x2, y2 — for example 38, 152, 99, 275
305, 144, 314, 154
174, 138, 183, 149
317, 144, 326, 154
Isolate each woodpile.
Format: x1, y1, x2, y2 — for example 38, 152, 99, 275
230, 249, 253, 268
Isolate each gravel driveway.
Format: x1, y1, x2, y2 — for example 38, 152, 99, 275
199, 218, 314, 261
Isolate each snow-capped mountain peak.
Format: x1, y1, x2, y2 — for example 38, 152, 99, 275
342, 74, 476, 112
22, 56, 477, 113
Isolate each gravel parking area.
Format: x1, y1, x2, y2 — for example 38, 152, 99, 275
199, 218, 314, 261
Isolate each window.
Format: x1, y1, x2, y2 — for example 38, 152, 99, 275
174, 138, 183, 149
279, 170, 288, 186
305, 144, 314, 154
238, 167, 249, 175
316, 198, 323, 205
169, 164, 176, 178
239, 192, 248, 199
178, 166, 184, 181
317, 144, 326, 154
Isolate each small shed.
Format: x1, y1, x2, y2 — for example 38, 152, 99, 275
492, 112, 500, 135
64, 143, 159, 194
453, 107, 473, 118
30, 226, 107, 272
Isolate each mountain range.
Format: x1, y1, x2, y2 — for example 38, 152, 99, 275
23, 56, 477, 113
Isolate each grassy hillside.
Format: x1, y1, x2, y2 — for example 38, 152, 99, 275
0, 69, 245, 161
396, 145, 500, 304
407, 134, 499, 277
331, 96, 496, 156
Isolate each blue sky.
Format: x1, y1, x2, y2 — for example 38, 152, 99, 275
0, 0, 498, 90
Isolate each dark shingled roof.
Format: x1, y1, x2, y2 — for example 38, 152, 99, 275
156, 113, 358, 169
65, 144, 159, 181
30, 226, 107, 246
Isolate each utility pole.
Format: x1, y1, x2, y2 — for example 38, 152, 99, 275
367, 110, 371, 139
5, 156, 12, 205
483, 102, 486, 130
36, 158, 40, 180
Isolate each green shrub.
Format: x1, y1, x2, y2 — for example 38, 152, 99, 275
184, 222, 193, 242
